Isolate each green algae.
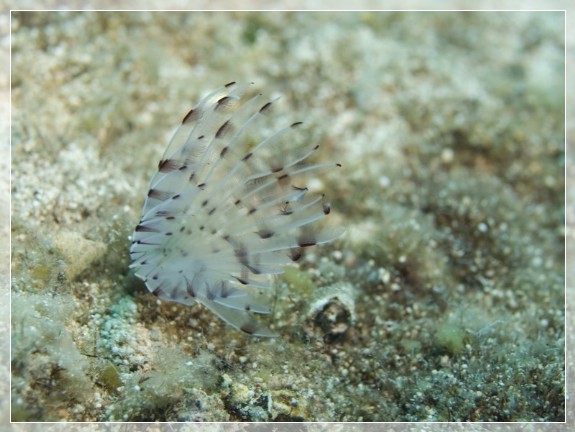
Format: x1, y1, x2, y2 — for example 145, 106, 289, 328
433, 321, 466, 354
282, 266, 315, 296
97, 363, 123, 395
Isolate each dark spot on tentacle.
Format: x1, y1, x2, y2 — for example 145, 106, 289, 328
152, 286, 164, 297
182, 108, 198, 124
289, 248, 304, 261
158, 159, 180, 172
148, 189, 172, 201
215, 96, 233, 111
240, 323, 257, 335
280, 202, 293, 215
206, 285, 215, 301
259, 101, 272, 113
216, 120, 231, 139
257, 229, 274, 239
234, 242, 250, 268
219, 283, 231, 297
298, 233, 317, 247
136, 224, 157, 232
184, 277, 196, 297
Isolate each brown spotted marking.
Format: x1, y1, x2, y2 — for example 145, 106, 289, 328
158, 159, 181, 173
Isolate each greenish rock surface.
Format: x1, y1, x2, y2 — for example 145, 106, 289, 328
11, 11, 564, 422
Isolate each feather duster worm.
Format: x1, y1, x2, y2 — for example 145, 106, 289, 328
129, 82, 344, 336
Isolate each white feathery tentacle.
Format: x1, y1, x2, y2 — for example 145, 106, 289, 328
129, 81, 344, 337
